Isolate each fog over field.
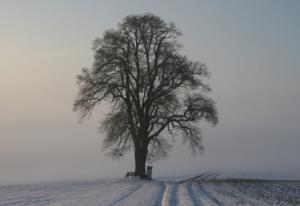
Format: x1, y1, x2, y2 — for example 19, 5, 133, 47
0, 0, 300, 185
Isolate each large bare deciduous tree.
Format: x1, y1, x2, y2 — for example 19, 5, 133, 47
74, 14, 218, 178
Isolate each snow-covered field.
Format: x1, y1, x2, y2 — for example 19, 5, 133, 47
0, 178, 299, 206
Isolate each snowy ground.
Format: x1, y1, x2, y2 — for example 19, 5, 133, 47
0, 178, 299, 206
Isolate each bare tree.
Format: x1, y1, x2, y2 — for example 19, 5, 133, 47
74, 14, 218, 178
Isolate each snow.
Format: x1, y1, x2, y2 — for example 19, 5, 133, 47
0, 179, 299, 206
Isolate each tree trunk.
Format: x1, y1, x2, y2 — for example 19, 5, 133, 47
134, 146, 147, 178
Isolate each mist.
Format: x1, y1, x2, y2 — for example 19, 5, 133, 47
1, 0, 300, 185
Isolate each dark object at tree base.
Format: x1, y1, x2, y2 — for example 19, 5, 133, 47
125, 172, 135, 178
124, 171, 152, 180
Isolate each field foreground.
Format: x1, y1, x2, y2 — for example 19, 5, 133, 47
0, 178, 299, 206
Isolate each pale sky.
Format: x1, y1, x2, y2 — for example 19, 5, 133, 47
0, 0, 300, 184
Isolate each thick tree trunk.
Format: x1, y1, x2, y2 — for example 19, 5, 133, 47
134, 146, 147, 178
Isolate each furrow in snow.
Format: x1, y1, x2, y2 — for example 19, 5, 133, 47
201, 183, 272, 206
193, 183, 223, 206
111, 181, 164, 206
106, 183, 143, 206
161, 182, 178, 206
177, 183, 198, 206
153, 181, 166, 206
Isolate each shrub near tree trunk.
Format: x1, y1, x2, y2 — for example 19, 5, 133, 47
74, 14, 218, 178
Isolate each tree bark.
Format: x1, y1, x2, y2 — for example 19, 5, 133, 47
134, 146, 148, 178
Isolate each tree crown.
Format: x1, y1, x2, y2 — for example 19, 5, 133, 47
74, 14, 218, 161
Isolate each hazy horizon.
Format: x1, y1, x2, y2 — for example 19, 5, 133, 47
1, 0, 300, 185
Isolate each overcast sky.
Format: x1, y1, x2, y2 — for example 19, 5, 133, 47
0, 0, 300, 184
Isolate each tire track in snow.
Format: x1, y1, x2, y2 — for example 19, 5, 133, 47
177, 183, 200, 206
110, 181, 166, 206
186, 183, 204, 206
152, 182, 166, 206
161, 182, 178, 206
194, 183, 223, 206
108, 183, 143, 206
